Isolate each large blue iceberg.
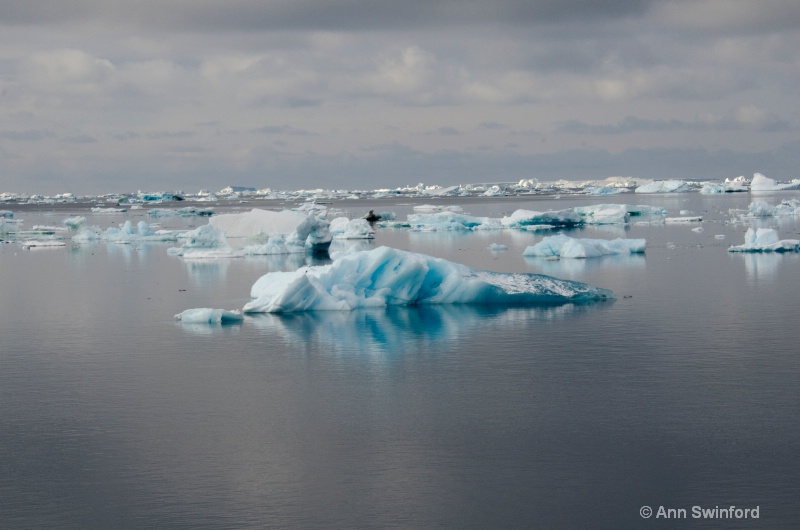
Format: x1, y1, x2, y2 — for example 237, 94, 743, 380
243, 246, 614, 313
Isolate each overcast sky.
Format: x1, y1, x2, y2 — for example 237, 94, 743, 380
1, 0, 799, 195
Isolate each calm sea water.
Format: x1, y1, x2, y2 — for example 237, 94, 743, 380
2, 193, 800, 528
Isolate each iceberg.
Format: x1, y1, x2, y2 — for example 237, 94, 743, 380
635, 180, 692, 193
0, 210, 12, 219
665, 216, 703, 223
148, 206, 214, 217
20, 239, 66, 248
406, 211, 503, 231
523, 235, 646, 258
169, 224, 241, 258
746, 199, 800, 218
502, 204, 665, 229
174, 308, 244, 323
749, 173, 800, 192
243, 246, 614, 313
728, 228, 800, 253
329, 217, 375, 239
209, 208, 331, 253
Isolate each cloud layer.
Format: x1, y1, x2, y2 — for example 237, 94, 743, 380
1, 1, 799, 194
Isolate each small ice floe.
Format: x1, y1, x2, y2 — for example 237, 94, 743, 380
412, 204, 464, 213
635, 180, 692, 193
329, 217, 375, 239
174, 308, 244, 323
209, 208, 331, 253
91, 207, 127, 213
523, 235, 646, 259
749, 173, 800, 192
665, 216, 703, 223
728, 228, 800, 253
488, 243, 508, 252
20, 239, 66, 248
715, 235, 725, 240
691, 227, 704, 233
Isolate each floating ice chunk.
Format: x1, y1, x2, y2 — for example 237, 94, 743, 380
692, 227, 704, 233
635, 180, 692, 193
488, 243, 508, 252
209, 208, 331, 252
20, 239, 66, 248
715, 234, 725, 240
407, 212, 502, 231
746, 199, 800, 217
170, 224, 241, 258
584, 186, 625, 195
750, 173, 800, 192
503, 204, 663, 228
502, 208, 582, 228
91, 207, 127, 213
523, 235, 646, 259
175, 308, 244, 323
573, 204, 631, 224
243, 246, 614, 313
329, 217, 375, 239
412, 204, 464, 213
0, 210, 12, 219
148, 207, 214, 217
728, 228, 800, 252
666, 216, 703, 222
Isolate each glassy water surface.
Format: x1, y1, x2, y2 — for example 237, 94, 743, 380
2, 193, 800, 528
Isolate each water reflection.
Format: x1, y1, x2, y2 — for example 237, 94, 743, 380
741, 253, 782, 281
246, 303, 608, 356
524, 254, 646, 276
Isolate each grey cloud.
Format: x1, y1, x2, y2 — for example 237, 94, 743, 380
558, 115, 799, 135
254, 125, 318, 136
0, 0, 657, 33
0, 130, 55, 141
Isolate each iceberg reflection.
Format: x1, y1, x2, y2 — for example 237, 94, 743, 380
246, 303, 607, 356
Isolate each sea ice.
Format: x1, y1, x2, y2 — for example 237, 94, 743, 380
169, 224, 241, 258
502, 204, 664, 228
209, 208, 331, 252
665, 216, 703, 222
329, 217, 375, 239
407, 212, 502, 231
0, 210, 12, 219
746, 200, 800, 217
523, 235, 646, 258
174, 308, 244, 323
728, 228, 800, 253
243, 246, 614, 313
635, 180, 692, 193
749, 173, 800, 192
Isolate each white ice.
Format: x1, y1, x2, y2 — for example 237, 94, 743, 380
746, 199, 800, 217
749, 173, 800, 192
243, 246, 614, 313
174, 308, 244, 323
329, 217, 375, 239
728, 228, 800, 253
502, 204, 665, 229
407, 211, 502, 231
209, 208, 331, 252
635, 180, 692, 193
523, 235, 646, 259
169, 224, 241, 258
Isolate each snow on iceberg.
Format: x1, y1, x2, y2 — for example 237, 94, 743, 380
329, 217, 375, 239
243, 246, 614, 313
174, 308, 244, 323
406, 211, 502, 231
749, 173, 800, 192
635, 180, 692, 193
728, 228, 800, 253
169, 224, 241, 258
209, 208, 331, 252
502, 204, 665, 228
746, 199, 800, 217
523, 235, 646, 258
